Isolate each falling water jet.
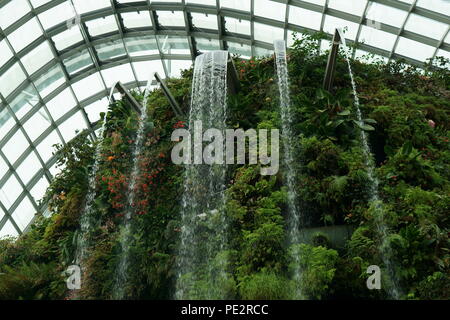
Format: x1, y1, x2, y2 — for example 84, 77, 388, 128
112, 78, 154, 300
74, 120, 107, 267
336, 28, 402, 300
273, 40, 304, 300
175, 51, 230, 300
73, 85, 116, 297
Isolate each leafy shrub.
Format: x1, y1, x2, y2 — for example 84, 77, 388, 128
239, 271, 289, 300
289, 244, 338, 299
415, 272, 450, 300
0, 262, 65, 300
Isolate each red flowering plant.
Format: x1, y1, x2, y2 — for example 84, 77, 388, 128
98, 128, 136, 219
173, 120, 186, 129
235, 58, 252, 81
98, 164, 129, 218
95, 114, 171, 222
130, 129, 169, 218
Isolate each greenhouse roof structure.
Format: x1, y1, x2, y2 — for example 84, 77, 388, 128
0, 0, 449, 237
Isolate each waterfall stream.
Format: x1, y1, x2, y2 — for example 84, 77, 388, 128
112, 79, 153, 300
274, 40, 304, 299
175, 51, 230, 300
74, 116, 107, 273
337, 29, 402, 299
73, 85, 119, 296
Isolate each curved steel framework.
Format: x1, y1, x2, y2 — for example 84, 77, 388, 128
0, 0, 449, 236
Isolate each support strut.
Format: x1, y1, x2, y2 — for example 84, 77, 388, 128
323, 29, 342, 92
154, 72, 185, 118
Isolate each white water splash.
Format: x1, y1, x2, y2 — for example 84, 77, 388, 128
113, 79, 153, 300
175, 51, 230, 300
274, 40, 304, 299
74, 85, 115, 293
337, 28, 402, 300
75, 121, 107, 265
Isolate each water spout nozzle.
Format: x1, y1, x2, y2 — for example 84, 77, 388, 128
336, 28, 348, 50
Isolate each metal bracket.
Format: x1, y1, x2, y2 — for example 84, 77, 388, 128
227, 53, 241, 95
111, 81, 143, 115
154, 72, 185, 118
323, 29, 342, 92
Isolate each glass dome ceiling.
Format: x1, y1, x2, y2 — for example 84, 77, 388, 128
0, 0, 449, 238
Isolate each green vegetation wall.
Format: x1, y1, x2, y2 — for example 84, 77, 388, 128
0, 33, 449, 300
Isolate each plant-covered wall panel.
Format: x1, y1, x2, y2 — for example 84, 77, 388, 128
0, 33, 448, 301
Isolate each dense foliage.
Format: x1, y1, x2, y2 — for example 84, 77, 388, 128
1, 33, 448, 300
